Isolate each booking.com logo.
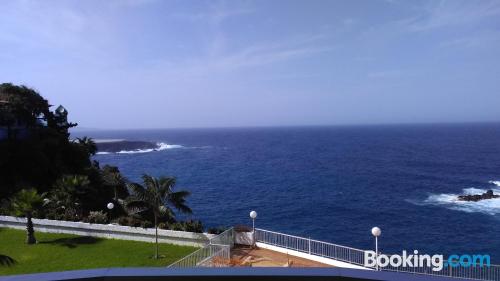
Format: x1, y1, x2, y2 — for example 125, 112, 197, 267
365, 250, 491, 271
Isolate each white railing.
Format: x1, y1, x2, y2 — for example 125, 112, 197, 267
255, 228, 365, 266
255, 228, 500, 280
167, 244, 230, 267
168, 228, 234, 267
209, 227, 235, 248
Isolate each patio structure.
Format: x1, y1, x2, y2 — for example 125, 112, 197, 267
168, 226, 500, 281
229, 245, 330, 267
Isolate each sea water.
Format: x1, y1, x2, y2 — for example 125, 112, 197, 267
73, 123, 500, 261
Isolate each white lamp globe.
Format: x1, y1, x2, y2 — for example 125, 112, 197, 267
107, 202, 114, 210
371, 227, 381, 237
250, 210, 257, 219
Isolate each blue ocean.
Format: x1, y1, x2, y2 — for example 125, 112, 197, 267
73, 123, 500, 262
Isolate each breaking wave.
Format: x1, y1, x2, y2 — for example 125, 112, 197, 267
97, 142, 184, 155
116, 142, 183, 154
489, 181, 500, 187
418, 182, 500, 215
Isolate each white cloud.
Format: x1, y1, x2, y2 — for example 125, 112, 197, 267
0, 1, 112, 62
171, 2, 253, 24
437, 29, 500, 51
405, 0, 500, 31
136, 32, 334, 82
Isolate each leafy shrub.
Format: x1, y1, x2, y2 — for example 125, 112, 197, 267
85, 211, 108, 224
118, 216, 143, 227
0, 199, 11, 216
168, 222, 185, 232
207, 226, 227, 235
185, 220, 203, 233
45, 208, 80, 222
141, 220, 153, 228
169, 220, 204, 233
234, 225, 252, 233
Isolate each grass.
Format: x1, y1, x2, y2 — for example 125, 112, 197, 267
0, 227, 197, 276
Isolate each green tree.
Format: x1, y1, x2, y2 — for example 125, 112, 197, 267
0, 83, 51, 135
48, 175, 91, 220
76, 137, 97, 156
126, 175, 192, 259
101, 165, 129, 219
0, 83, 86, 199
10, 189, 45, 244
101, 165, 129, 201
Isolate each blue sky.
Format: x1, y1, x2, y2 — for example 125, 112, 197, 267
1, 0, 499, 129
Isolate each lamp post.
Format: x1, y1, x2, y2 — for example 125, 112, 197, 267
107, 202, 115, 222
250, 210, 257, 246
371, 226, 381, 270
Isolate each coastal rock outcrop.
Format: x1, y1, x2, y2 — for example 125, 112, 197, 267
95, 140, 157, 153
457, 189, 499, 202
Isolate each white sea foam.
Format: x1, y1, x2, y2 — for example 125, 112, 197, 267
116, 148, 156, 154
95, 142, 209, 155
115, 142, 184, 154
489, 181, 500, 187
157, 143, 184, 150
423, 186, 500, 215
462, 187, 488, 195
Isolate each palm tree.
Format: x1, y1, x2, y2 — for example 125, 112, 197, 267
10, 189, 45, 244
126, 175, 192, 259
77, 137, 97, 156
0, 254, 16, 266
102, 165, 129, 201
50, 175, 91, 219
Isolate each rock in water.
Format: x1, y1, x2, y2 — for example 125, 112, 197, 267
457, 189, 500, 202
95, 140, 157, 153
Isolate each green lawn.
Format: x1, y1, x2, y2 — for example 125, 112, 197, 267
0, 227, 197, 276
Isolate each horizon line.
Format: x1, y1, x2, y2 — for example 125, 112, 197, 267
71, 120, 500, 131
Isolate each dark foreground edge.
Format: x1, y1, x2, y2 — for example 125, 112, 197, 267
0, 267, 462, 281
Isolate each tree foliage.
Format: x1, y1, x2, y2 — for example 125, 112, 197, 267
101, 165, 129, 200
126, 175, 192, 258
0, 83, 84, 198
77, 137, 97, 156
10, 189, 46, 244
0, 83, 198, 239
0, 83, 51, 129
0, 254, 16, 267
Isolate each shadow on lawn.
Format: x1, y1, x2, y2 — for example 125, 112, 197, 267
40, 236, 103, 249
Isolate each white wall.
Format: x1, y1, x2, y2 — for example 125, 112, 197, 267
0, 215, 214, 247
235, 231, 253, 245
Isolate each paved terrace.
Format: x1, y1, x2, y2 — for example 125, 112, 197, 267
229, 245, 331, 267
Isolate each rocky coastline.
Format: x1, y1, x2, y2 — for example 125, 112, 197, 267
457, 189, 499, 202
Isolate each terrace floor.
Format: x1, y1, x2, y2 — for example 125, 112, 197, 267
229, 245, 331, 267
